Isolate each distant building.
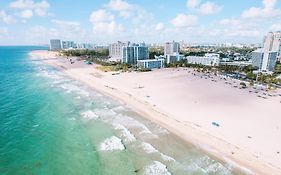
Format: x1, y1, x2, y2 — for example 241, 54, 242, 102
122, 43, 149, 65
62, 41, 75, 50
50, 39, 62, 51
163, 41, 184, 64
137, 58, 165, 69
220, 61, 252, 67
186, 53, 220, 66
165, 54, 184, 64
263, 31, 281, 56
164, 41, 180, 55
262, 32, 281, 70
77, 43, 94, 49
251, 32, 281, 71
252, 49, 278, 71
251, 49, 263, 68
109, 41, 126, 62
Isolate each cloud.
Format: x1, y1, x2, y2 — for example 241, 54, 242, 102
187, 0, 200, 8
105, 0, 134, 18
197, 1, 222, 15
170, 14, 197, 28
92, 21, 124, 35
89, 9, 114, 23
219, 18, 240, 26
263, 0, 277, 8
9, 0, 50, 18
51, 19, 81, 32
155, 22, 164, 31
224, 29, 261, 37
51, 19, 86, 40
0, 10, 16, 24
89, 0, 159, 42
0, 27, 8, 37
218, 17, 263, 39
218, 0, 281, 40
19, 9, 33, 19
242, 0, 281, 19
89, 9, 123, 36
270, 23, 281, 31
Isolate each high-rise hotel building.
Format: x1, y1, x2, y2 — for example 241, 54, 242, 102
252, 32, 281, 71
50, 39, 62, 51
122, 42, 149, 65
109, 41, 126, 62
164, 41, 180, 56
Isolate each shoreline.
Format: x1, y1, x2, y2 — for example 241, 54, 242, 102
30, 50, 281, 175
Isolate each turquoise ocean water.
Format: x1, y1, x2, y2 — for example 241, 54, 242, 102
0, 46, 243, 175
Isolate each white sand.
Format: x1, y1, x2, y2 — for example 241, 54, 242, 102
30, 50, 281, 175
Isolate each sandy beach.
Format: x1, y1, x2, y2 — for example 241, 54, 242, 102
30, 50, 281, 175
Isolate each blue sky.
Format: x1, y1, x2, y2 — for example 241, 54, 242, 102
0, 0, 281, 45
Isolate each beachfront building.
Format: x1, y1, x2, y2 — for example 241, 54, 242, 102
165, 54, 184, 64
252, 49, 278, 71
262, 32, 280, 71
122, 43, 149, 65
62, 41, 76, 50
50, 39, 62, 51
109, 41, 126, 62
163, 41, 184, 64
252, 49, 264, 69
164, 41, 180, 55
220, 61, 252, 67
186, 53, 220, 66
77, 43, 94, 49
263, 31, 281, 57
251, 32, 281, 71
137, 58, 165, 69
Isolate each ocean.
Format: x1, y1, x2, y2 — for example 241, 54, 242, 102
0, 46, 242, 175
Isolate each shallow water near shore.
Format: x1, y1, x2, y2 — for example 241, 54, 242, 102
0, 46, 245, 175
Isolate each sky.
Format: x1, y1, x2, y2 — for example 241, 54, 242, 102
0, 0, 281, 45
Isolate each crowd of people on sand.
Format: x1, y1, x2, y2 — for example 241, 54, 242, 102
177, 68, 281, 103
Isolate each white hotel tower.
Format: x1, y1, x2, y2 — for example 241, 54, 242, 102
262, 32, 281, 70
252, 32, 281, 71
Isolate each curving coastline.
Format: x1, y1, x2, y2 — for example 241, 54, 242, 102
30, 50, 281, 175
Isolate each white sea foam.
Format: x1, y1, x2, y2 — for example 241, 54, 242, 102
98, 111, 155, 137
144, 161, 171, 175
94, 108, 117, 117
59, 84, 89, 96
81, 110, 99, 120
113, 114, 156, 137
33, 124, 39, 127
160, 153, 175, 162
200, 156, 232, 174
39, 70, 63, 80
223, 156, 254, 175
185, 155, 232, 174
141, 142, 158, 154
112, 105, 126, 111
76, 96, 81, 99
112, 123, 136, 143
99, 136, 125, 151
141, 142, 175, 162
155, 126, 170, 135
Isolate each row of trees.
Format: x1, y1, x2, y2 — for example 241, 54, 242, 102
165, 59, 281, 86
61, 49, 109, 58
60, 48, 281, 85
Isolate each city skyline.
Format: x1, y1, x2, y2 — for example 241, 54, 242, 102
0, 0, 281, 45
